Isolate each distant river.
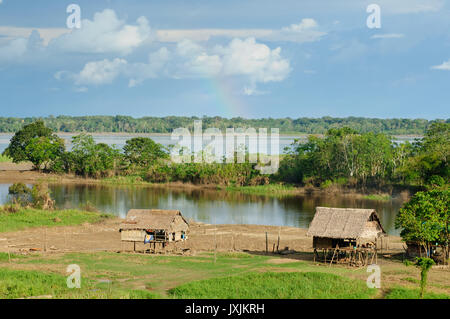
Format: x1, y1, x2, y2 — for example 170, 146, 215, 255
0, 133, 420, 154
0, 183, 406, 235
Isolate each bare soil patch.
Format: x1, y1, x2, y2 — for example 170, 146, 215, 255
0, 217, 404, 256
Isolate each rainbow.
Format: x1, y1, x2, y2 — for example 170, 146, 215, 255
207, 76, 248, 118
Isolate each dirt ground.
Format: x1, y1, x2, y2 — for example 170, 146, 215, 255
0, 217, 406, 257
0, 163, 406, 255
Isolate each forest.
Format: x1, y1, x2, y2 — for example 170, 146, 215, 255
2, 120, 449, 189
0, 116, 448, 135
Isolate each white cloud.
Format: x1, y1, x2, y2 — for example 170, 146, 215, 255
0, 37, 27, 61
282, 18, 318, 32
431, 60, 450, 70
0, 26, 69, 46
155, 18, 325, 44
74, 58, 127, 85
217, 38, 291, 83
63, 37, 291, 91
371, 33, 405, 39
50, 9, 151, 55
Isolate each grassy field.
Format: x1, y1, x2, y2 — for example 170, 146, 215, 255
0, 207, 112, 233
169, 272, 376, 299
362, 194, 392, 201
0, 251, 448, 299
225, 184, 298, 197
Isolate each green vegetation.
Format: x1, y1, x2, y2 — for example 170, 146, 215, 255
0, 154, 12, 163
225, 184, 296, 196
415, 257, 436, 298
0, 116, 446, 135
362, 194, 392, 201
385, 287, 449, 299
395, 189, 449, 257
0, 268, 160, 299
1, 251, 447, 299
2, 121, 449, 190
8, 182, 55, 209
3, 121, 64, 170
0, 207, 111, 232
169, 272, 375, 299
123, 137, 169, 168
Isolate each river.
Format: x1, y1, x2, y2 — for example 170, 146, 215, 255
0, 133, 419, 155
0, 183, 406, 235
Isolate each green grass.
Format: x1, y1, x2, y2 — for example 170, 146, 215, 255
101, 175, 148, 185
225, 184, 297, 197
0, 207, 113, 233
1, 251, 448, 299
385, 287, 450, 299
362, 194, 392, 201
0, 154, 12, 163
168, 272, 376, 299
0, 268, 161, 299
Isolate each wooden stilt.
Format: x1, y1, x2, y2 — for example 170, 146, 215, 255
277, 227, 281, 252
265, 232, 268, 254
330, 247, 338, 266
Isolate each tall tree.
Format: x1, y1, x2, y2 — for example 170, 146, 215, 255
123, 137, 168, 168
395, 189, 449, 257
3, 120, 64, 166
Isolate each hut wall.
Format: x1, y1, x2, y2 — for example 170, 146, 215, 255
313, 237, 333, 249
121, 229, 146, 242
358, 221, 383, 242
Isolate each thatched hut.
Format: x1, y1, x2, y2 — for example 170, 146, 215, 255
119, 209, 189, 248
307, 207, 386, 265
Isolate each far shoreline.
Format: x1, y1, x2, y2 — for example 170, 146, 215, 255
0, 163, 414, 201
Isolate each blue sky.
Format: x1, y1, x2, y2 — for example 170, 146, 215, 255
0, 0, 449, 119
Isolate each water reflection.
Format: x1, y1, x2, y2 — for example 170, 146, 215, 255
0, 183, 404, 235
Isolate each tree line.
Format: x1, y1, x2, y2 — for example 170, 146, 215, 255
2, 120, 449, 188
0, 115, 447, 135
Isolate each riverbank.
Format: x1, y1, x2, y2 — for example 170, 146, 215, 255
0, 163, 412, 201
0, 211, 448, 299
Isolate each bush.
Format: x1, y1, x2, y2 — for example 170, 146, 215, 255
8, 183, 31, 206
7, 182, 54, 210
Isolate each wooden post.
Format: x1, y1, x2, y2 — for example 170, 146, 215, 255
133, 241, 136, 252
44, 229, 47, 252
265, 232, 268, 254
214, 226, 217, 263
277, 227, 281, 252
330, 247, 337, 266
64, 229, 67, 251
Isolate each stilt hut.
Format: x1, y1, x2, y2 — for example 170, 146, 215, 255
307, 207, 386, 266
119, 209, 189, 251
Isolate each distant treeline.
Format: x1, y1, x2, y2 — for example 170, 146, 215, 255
0, 116, 448, 135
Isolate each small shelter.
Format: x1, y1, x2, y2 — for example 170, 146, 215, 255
119, 209, 189, 251
307, 207, 386, 266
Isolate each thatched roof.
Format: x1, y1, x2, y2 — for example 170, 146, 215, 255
119, 209, 189, 232
307, 207, 385, 239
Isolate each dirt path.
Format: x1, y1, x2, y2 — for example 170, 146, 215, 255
0, 218, 405, 256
